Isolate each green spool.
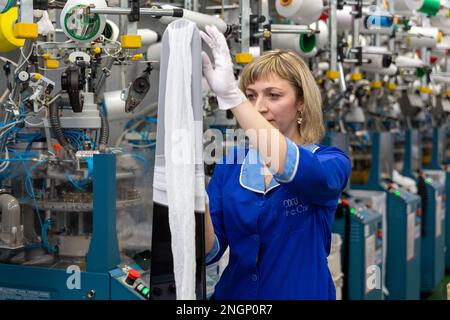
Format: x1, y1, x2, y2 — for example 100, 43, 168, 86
419, 0, 441, 17
416, 67, 426, 78
299, 34, 316, 53
64, 4, 101, 41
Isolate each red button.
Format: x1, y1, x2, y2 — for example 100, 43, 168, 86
128, 269, 140, 281
341, 199, 349, 206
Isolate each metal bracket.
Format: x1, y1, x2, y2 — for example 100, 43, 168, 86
128, 0, 140, 22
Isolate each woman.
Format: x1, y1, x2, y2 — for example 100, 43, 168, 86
201, 26, 351, 300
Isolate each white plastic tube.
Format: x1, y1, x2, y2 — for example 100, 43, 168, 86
159, 5, 227, 34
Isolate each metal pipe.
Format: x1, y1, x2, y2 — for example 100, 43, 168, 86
329, 0, 338, 73
88, 7, 180, 17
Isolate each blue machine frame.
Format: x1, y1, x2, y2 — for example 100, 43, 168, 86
0, 153, 145, 300
403, 129, 445, 294
324, 132, 384, 299
351, 131, 422, 300
333, 200, 384, 300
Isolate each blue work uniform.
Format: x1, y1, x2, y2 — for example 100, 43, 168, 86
206, 136, 351, 300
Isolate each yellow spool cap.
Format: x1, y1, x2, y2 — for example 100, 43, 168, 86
46, 59, 59, 69
13, 22, 38, 40
371, 81, 382, 89
419, 86, 432, 94
92, 47, 102, 55
0, 7, 25, 52
235, 53, 253, 64
387, 82, 397, 91
326, 70, 340, 79
120, 35, 142, 49
33, 73, 42, 80
438, 31, 443, 44
131, 53, 144, 61
41, 53, 51, 59
350, 73, 362, 81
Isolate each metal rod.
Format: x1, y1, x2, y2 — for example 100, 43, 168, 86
262, 28, 314, 35
88, 7, 177, 17
329, 0, 338, 73
344, 58, 371, 64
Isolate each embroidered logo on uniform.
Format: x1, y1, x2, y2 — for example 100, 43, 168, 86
282, 197, 309, 217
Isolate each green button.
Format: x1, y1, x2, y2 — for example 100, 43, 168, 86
141, 287, 149, 295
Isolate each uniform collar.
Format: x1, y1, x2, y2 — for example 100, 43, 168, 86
239, 148, 280, 194
238, 144, 320, 195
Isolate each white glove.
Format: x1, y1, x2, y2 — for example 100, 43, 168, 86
200, 25, 245, 110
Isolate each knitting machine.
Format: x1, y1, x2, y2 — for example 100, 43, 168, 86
0, 0, 159, 300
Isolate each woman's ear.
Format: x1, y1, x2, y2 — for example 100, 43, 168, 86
296, 99, 305, 113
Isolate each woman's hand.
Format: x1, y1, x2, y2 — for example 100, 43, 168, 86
200, 25, 244, 110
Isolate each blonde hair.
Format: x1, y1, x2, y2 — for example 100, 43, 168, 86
239, 49, 325, 145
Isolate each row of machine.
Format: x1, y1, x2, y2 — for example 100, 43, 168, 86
0, 0, 449, 299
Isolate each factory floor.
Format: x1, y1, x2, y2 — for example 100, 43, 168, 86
426, 271, 450, 300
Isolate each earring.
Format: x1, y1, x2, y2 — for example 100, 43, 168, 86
297, 111, 303, 126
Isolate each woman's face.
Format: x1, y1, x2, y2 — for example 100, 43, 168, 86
245, 74, 304, 138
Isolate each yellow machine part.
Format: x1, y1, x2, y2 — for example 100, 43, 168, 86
0, 7, 25, 52
120, 35, 142, 49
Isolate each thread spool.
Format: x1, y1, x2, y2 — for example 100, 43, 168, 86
275, 0, 324, 26
361, 46, 392, 69
103, 19, 119, 42
147, 41, 162, 61
389, 0, 424, 15
362, 13, 395, 35
407, 26, 441, 48
396, 55, 425, 68
361, 64, 398, 75
271, 32, 318, 58
430, 10, 450, 34
313, 20, 328, 49
0, 7, 25, 52
60, 0, 107, 42
338, 6, 395, 34
159, 5, 228, 34
137, 29, 160, 47
431, 74, 450, 84
103, 90, 132, 121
